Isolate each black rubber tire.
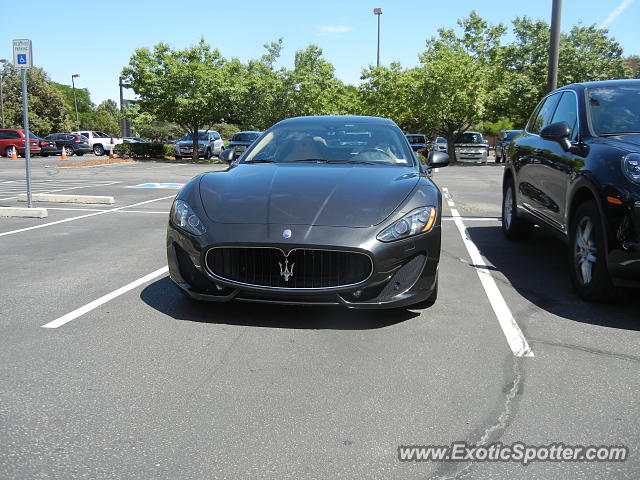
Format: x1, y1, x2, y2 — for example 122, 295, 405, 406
502, 178, 534, 240
93, 144, 105, 156
568, 201, 625, 302
76, 152, 84, 156
175, 155, 182, 160
63, 146, 74, 157
40, 154, 48, 157
5, 147, 13, 157
204, 148, 212, 160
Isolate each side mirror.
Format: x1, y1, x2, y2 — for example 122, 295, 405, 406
427, 151, 449, 168
540, 121, 571, 151
219, 148, 235, 164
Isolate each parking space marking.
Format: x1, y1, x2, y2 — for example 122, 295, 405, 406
45, 207, 168, 215
42, 266, 169, 329
0, 180, 121, 201
0, 195, 176, 237
442, 187, 533, 358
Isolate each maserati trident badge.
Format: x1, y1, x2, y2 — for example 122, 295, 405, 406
279, 258, 295, 282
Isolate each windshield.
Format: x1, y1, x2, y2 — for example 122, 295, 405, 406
459, 133, 483, 144
232, 132, 260, 142
587, 85, 640, 135
406, 135, 426, 144
243, 122, 414, 166
435, 137, 446, 143
180, 132, 208, 141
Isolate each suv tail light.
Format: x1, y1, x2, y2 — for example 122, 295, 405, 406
74, 136, 81, 143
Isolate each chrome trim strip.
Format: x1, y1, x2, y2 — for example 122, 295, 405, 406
203, 245, 374, 291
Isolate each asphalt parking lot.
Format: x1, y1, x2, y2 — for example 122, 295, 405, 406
1, 156, 638, 479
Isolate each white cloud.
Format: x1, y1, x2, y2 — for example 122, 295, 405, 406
320, 25, 352, 34
601, 0, 636, 27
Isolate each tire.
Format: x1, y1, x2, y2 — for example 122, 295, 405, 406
93, 144, 105, 156
63, 146, 74, 157
175, 155, 182, 160
568, 201, 624, 302
205, 148, 212, 160
76, 152, 84, 156
40, 154, 48, 157
502, 178, 534, 240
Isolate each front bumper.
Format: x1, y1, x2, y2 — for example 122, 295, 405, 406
167, 221, 441, 309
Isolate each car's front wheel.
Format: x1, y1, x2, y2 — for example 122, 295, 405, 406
569, 201, 623, 302
205, 148, 212, 160
502, 179, 534, 240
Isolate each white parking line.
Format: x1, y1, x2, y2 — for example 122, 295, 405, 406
0, 181, 121, 201
42, 266, 169, 329
45, 207, 168, 214
0, 195, 176, 237
442, 187, 533, 358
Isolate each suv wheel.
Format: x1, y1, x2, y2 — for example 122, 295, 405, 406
205, 148, 212, 160
63, 146, 74, 157
569, 201, 623, 302
93, 144, 105, 156
502, 179, 534, 240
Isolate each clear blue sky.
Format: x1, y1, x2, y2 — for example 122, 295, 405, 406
2, 0, 638, 106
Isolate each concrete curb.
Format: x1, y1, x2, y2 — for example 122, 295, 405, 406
0, 207, 48, 218
17, 194, 115, 204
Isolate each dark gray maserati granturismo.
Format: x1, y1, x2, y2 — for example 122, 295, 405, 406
167, 115, 449, 309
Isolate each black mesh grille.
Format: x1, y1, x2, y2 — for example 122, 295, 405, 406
205, 247, 372, 288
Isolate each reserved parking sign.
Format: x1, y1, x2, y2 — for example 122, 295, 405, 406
13, 39, 32, 69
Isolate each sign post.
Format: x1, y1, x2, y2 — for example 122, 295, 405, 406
13, 39, 33, 208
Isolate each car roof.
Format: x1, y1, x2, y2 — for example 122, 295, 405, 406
559, 79, 640, 90
234, 131, 262, 134
275, 115, 397, 127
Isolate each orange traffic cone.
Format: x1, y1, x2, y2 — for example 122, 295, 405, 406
60, 146, 67, 161
10, 146, 18, 160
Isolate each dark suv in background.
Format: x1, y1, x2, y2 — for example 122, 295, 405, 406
495, 129, 522, 163
405, 134, 428, 154
502, 79, 640, 301
44, 133, 91, 156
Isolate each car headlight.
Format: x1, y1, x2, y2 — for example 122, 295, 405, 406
377, 207, 437, 242
623, 153, 640, 184
170, 200, 206, 235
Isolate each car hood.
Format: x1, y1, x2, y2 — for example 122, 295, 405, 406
599, 134, 640, 152
199, 164, 419, 227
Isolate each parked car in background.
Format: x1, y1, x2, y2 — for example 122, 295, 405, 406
502, 79, 640, 301
454, 131, 488, 163
495, 129, 522, 163
71, 130, 123, 156
173, 130, 225, 159
44, 133, 91, 156
430, 136, 447, 152
35, 136, 57, 157
0, 129, 41, 157
224, 131, 262, 160
122, 137, 149, 143
405, 134, 428, 154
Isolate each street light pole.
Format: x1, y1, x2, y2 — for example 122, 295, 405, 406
71, 73, 80, 128
547, 0, 562, 92
374, 8, 382, 68
0, 59, 7, 129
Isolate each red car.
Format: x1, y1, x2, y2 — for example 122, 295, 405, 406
0, 128, 41, 157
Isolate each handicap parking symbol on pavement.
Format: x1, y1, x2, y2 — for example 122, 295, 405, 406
131, 183, 184, 189
17, 54, 27, 65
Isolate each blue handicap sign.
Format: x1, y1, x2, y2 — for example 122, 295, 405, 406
17, 54, 27, 64
132, 183, 184, 189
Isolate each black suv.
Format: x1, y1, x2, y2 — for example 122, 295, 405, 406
502, 79, 640, 301
495, 129, 522, 163
44, 133, 91, 156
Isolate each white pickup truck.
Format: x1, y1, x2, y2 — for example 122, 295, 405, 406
71, 130, 123, 156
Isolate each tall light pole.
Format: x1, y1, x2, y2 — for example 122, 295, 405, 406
71, 73, 80, 128
0, 59, 7, 128
547, 0, 562, 92
374, 8, 382, 68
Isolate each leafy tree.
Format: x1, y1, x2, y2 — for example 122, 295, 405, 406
1, 64, 73, 136
122, 38, 233, 159
86, 100, 120, 136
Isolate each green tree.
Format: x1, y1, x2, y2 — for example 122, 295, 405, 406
122, 38, 233, 159
86, 100, 120, 136
1, 64, 73, 136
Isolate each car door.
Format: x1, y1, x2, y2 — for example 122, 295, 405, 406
538, 90, 584, 232
512, 92, 563, 229
212, 132, 223, 154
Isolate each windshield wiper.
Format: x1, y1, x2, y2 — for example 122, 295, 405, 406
292, 158, 329, 163
245, 158, 275, 163
327, 160, 378, 165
